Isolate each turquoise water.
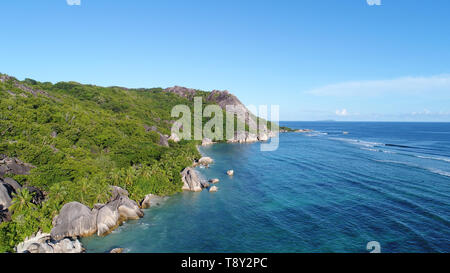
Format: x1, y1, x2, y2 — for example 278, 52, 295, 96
82, 122, 450, 253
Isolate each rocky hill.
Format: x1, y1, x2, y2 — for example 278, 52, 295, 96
0, 73, 277, 252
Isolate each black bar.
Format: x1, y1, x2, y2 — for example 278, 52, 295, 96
1, 253, 446, 272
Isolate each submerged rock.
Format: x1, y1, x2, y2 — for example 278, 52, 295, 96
51, 202, 97, 240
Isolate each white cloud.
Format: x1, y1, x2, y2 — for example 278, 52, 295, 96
306, 74, 450, 97
67, 0, 81, 6
336, 109, 348, 116
366, 0, 381, 6
410, 109, 450, 116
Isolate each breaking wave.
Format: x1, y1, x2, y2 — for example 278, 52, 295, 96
375, 160, 450, 178
415, 155, 450, 163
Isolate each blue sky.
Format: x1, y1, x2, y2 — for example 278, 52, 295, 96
1, 0, 449, 121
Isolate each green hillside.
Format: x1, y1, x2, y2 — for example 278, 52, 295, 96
0, 74, 205, 251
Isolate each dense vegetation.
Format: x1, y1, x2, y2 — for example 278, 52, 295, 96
0, 75, 205, 252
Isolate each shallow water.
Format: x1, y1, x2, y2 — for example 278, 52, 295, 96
82, 122, 450, 253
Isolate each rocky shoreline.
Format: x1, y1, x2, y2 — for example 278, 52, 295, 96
15, 167, 213, 253
8, 134, 271, 253
15, 186, 164, 253
3, 128, 303, 253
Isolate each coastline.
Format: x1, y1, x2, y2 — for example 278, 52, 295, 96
76, 122, 450, 253
15, 133, 282, 253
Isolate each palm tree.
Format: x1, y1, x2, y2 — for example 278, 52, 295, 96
140, 166, 152, 179
109, 169, 122, 186
49, 183, 67, 202
9, 188, 35, 213
79, 178, 93, 204
125, 167, 136, 187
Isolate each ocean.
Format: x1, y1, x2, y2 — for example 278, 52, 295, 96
82, 122, 450, 253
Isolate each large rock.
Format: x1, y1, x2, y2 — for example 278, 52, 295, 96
169, 133, 180, 143
246, 133, 258, 143
227, 132, 263, 143
0, 156, 34, 177
268, 131, 277, 138
51, 238, 84, 253
165, 87, 262, 134
181, 167, 205, 192
96, 202, 120, 236
198, 156, 214, 166
140, 194, 166, 209
0, 208, 11, 223
258, 133, 269, 141
47, 186, 145, 243
50, 202, 97, 240
25, 186, 45, 205
117, 196, 144, 220
144, 125, 169, 147
110, 186, 129, 201
164, 86, 197, 99
0, 183, 12, 210
228, 131, 247, 143
200, 179, 210, 188
158, 134, 169, 147
2, 178, 21, 192
206, 90, 261, 132
165, 88, 272, 141
97, 187, 144, 236
16, 231, 83, 253
110, 248, 124, 253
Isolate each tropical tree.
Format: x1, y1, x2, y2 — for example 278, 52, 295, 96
9, 189, 35, 213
